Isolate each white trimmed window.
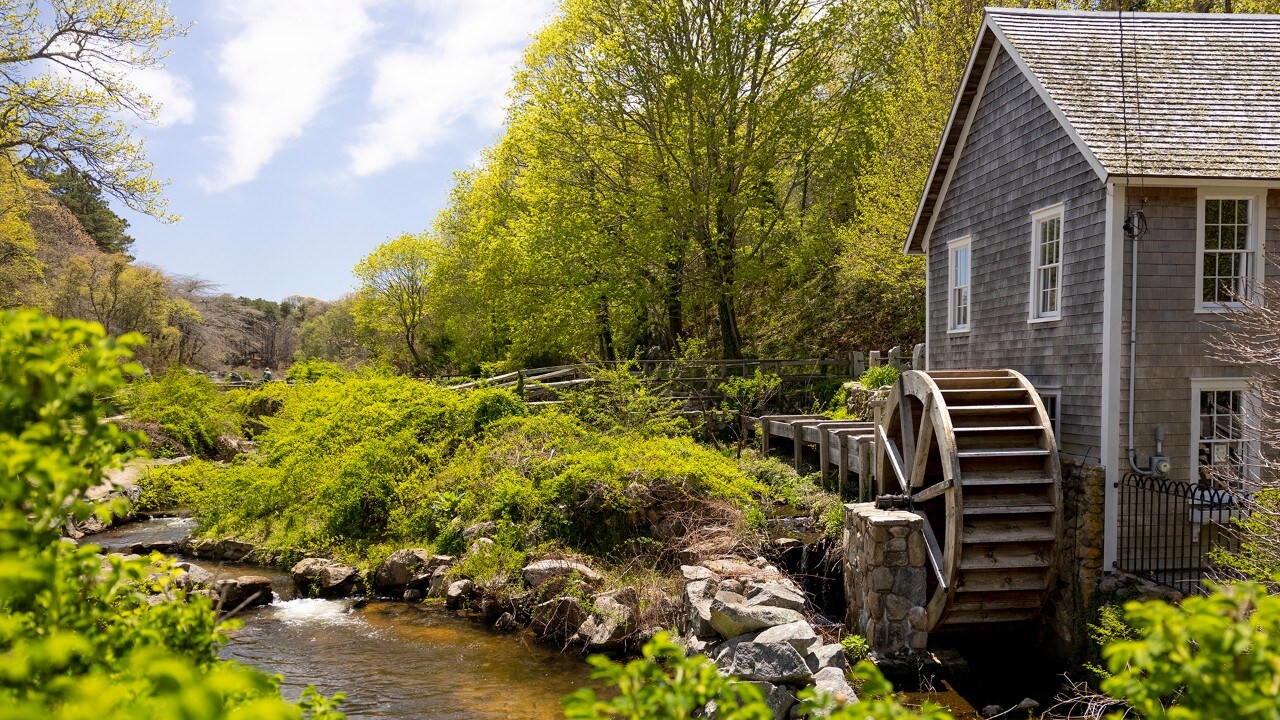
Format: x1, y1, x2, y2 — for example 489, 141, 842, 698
1037, 387, 1061, 439
1029, 205, 1064, 321
948, 237, 971, 332
1197, 192, 1263, 311
1191, 379, 1257, 488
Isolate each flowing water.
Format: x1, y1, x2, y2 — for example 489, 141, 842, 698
89, 519, 595, 719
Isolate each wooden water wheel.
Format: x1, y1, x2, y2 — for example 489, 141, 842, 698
875, 369, 1061, 631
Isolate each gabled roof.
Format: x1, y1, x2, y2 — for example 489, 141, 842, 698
906, 8, 1280, 254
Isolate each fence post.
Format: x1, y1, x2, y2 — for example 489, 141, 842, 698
912, 343, 926, 371
888, 346, 901, 370
869, 350, 881, 368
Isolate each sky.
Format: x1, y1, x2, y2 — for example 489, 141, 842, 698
118, 0, 556, 302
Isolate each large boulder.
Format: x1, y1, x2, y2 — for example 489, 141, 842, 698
462, 521, 496, 541
754, 621, 821, 656
375, 549, 449, 590
214, 575, 274, 610
683, 579, 719, 639
709, 599, 806, 639
701, 558, 782, 583
521, 559, 603, 590
576, 588, 639, 649
291, 558, 358, 598
744, 582, 807, 614
173, 561, 214, 591
531, 596, 587, 637
805, 643, 849, 672
425, 565, 451, 598
445, 579, 475, 609
742, 682, 797, 720
720, 641, 812, 685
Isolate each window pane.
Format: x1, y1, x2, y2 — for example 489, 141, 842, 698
1205, 225, 1220, 250
1206, 199, 1220, 224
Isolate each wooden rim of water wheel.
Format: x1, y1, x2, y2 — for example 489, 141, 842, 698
874, 369, 1061, 632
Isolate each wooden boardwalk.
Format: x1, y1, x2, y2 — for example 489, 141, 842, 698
759, 415, 877, 500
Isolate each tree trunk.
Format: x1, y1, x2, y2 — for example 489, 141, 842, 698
597, 296, 615, 361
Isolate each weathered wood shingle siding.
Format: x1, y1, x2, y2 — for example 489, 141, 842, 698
1117, 188, 1280, 483
927, 48, 1106, 465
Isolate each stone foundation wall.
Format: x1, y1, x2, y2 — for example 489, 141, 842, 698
842, 503, 928, 655
1042, 459, 1107, 658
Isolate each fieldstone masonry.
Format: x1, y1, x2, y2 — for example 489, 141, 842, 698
842, 503, 928, 655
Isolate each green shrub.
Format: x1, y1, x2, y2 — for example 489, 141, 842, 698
226, 380, 294, 437
859, 364, 899, 391
122, 368, 239, 457
841, 634, 869, 664
0, 309, 342, 720
136, 460, 216, 511
1101, 581, 1280, 719
718, 370, 782, 455
1084, 603, 1138, 682
562, 362, 688, 437
285, 359, 349, 383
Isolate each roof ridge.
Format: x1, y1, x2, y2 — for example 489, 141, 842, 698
985, 6, 1280, 20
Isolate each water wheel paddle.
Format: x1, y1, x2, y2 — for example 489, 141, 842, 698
875, 369, 1061, 631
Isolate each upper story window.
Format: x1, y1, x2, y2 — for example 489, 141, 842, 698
1197, 193, 1263, 312
948, 237, 971, 332
1029, 204, 1064, 322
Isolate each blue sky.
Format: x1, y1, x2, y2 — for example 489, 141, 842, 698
119, 0, 555, 302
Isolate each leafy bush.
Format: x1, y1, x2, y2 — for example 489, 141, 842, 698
1101, 581, 1280, 719
718, 370, 782, 454
0, 309, 341, 720
1084, 603, 1138, 682
859, 364, 899, 391
121, 368, 239, 457
286, 359, 349, 383
841, 634, 869, 664
226, 380, 294, 436
561, 362, 688, 437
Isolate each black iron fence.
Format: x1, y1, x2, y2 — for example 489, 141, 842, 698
1116, 472, 1244, 594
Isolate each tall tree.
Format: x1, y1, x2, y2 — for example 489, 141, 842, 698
0, 0, 186, 217
34, 165, 136, 254
354, 233, 439, 372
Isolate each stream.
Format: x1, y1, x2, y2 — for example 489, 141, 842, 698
91, 519, 595, 719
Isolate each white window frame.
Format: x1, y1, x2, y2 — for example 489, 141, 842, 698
1037, 387, 1061, 440
948, 236, 972, 333
1189, 378, 1259, 488
1028, 204, 1065, 323
1195, 189, 1265, 313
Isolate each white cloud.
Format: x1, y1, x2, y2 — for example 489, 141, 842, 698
206, 0, 375, 191
346, 0, 553, 177
129, 67, 196, 127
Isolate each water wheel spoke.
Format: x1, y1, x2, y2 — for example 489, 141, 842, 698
909, 393, 935, 488
897, 379, 916, 477
910, 510, 949, 591
878, 424, 910, 494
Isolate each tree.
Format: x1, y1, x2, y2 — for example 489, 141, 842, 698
354, 233, 439, 372
0, 0, 186, 217
35, 164, 136, 254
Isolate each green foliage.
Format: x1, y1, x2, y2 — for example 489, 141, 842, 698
136, 460, 213, 511
860, 365, 900, 391
719, 370, 782, 455
1101, 581, 1280, 719
561, 363, 689, 437
286, 359, 349, 383
562, 633, 951, 720
840, 634, 869, 664
121, 368, 238, 457
450, 538, 527, 596
563, 632, 771, 720
0, 308, 341, 719
1217, 487, 1280, 584
1084, 603, 1139, 682
226, 380, 294, 437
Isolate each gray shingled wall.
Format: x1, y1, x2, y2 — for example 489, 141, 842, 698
1117, 187, 1279, 483
927, 48, 1106, 466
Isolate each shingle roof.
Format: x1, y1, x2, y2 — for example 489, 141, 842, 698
989, 8, 1280, 181
906, 9, 1280, 254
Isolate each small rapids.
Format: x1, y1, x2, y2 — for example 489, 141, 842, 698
88, 518, 595, 719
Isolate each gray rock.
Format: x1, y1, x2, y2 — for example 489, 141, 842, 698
744, 582, 807, 614
754, 621, 820, 656
981, 705, 1004, 718
445, 579, 475, 609
403, 588, 423, 601
291, 557, 357, 597
805, 643, 849, 672
577, 588, 639, 649
681, 564, 719, 581
741, 681, 797, 720
521, 559, 603, 589
715, 590, 746, 605
811, 667, 857, 706
215, 575, 273, 610
721, 642, 812, 685
374, 548, 435, 589
426, 565, 451, 598
712, 631, 761, 664
709, 599, 806, 639
174, 561, 213, 590
494, 612, 517, 632
702, 558, 782, 582
462, 521, 496, 540
684, 579, 719, 639
531, 596, 587, 636
719, 579, 745, 595
1016, 698, 1040, 712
